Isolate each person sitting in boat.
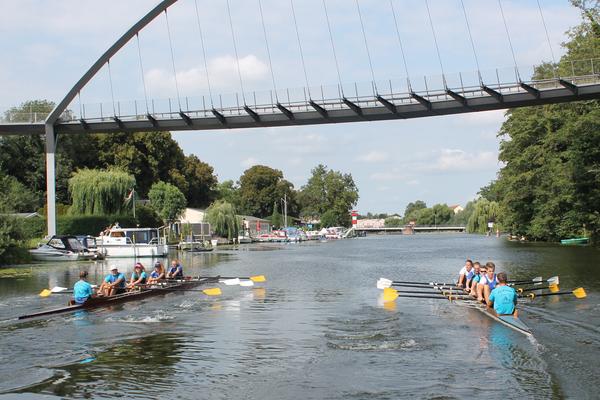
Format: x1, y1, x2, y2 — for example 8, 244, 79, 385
466, 262, 482, 296
98, 266, 126, 296
456, 260, 474, 288
166, 259, 184, 279
127, 263, 148, 289
147, 261, 165, 284
476, 262, 498, 304
487, 272, 518, 316
72, 270, 96, 304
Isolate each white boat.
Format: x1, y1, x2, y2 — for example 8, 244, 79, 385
97, 226, 169, 258
30, 236, 94, 262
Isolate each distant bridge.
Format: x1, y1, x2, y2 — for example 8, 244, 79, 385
355, 225, 466, 234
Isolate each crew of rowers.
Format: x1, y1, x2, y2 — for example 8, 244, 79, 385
72, 260, 185, 304
456, 259, 519, 317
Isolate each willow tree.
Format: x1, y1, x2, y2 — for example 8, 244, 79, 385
467, 199, 501, 234
69, 168, 135, 215
206, 200, 240, 240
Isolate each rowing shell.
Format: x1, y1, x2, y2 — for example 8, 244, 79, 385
437, 288, 533, 337
18, 278, 216, 320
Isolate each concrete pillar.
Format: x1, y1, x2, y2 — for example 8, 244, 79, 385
45, 123, 57, 236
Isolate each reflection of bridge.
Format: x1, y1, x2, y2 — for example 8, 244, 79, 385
356, 226, 466, 234
1, 0, 599, 236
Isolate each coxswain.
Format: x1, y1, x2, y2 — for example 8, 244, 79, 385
487, 272, 518, 316
457, 260, 474, 288
166, 259, 184, 279
98, 266, 126, 296
72, 271, 96, 304
128, 263, 147, 289
476, 261, 498, 304
147, 261, 165, 284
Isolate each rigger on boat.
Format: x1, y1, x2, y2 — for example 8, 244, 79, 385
377, 261, 587, 337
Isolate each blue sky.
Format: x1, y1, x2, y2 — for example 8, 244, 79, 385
0, 0, 583, 213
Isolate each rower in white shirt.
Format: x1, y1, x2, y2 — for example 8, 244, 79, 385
457, 259, 474, 288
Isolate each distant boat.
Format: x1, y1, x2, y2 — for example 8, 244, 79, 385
97, 225, 169, 258
30, 235, 96, 262
560, 237, 589, 245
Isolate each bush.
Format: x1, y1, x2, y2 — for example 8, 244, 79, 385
0, 215, 31, 265
135, 205, 163, 228
57, 215, 137, 236
21, 217, 46, 239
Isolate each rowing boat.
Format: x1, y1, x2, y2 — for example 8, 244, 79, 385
437, 287, 533, 337
18, 277, 216, 320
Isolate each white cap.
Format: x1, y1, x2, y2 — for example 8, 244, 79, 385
110, 265, 118, 270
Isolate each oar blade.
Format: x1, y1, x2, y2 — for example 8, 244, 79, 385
202, 287, 222, 296
382, 287, 399, 303
51, 286, 69, 293
239, 280, 255, 287
250, 275, 266, 283
376, 280, 391, 290
39, 289, 52, 297
547, 276, 559, 286
221, 278, 240, 286
572, 287, 587, 298
532, 276, 543, 284
549, 284, 560, 293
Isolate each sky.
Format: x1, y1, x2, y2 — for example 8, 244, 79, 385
0, 0, 584, 214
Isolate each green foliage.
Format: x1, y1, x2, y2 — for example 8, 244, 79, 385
20, 217, 46, 239
206, 200, 240, 240
57, 215, 137, 235
135, 205, 163, 228
3, 99, 54, 122
467, 199, 501, 234
403, 203, 453, 225
148, 181, 187, 223
384, 217, 404, 227
270, 202, 283, 228
238, 165, 297, 218
182, 155, 218, 208
216, 180, 240, 207
298, 164, 359, 227
449, 201, 476, 226
69, 168, 136, 215
0, 172, 39, 212
0, 215, 30, 265
404, 201, 427, 218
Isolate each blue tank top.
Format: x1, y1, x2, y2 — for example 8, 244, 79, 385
487, 274, 497, 290
466, 269, 475, 280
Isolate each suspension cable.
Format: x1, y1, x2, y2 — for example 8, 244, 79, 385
356, 0, 377, 93
258, 0, 278, 101
425, 0, 446, 88
389, 0, 412, 91
290, 0, 311, 97
135, 33, 150, 114
536, 0, 557, 76
226, 0, 246, 105
459, 0, 482, 84
497, 0, 520, 81
194, 0, 214, 107
164, 9, 182, 110
107, 60, 117, 116
322, 0, 344, 95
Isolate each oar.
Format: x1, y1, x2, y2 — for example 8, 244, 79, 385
378, 278, 458, 288
382, 287, 471, 303
217, 275, 266, 283
525, 287, 587, 299
517, 284, 560, 294
377, 280, 456, 291
40, 285, 98, 297
509, 276, 559, 286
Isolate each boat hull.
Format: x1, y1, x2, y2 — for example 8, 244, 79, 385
29, 250, 81, 262
100, 244, 169, 258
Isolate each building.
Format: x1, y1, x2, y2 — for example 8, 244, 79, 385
239, 215, 272, 237
449, 205, 464, 214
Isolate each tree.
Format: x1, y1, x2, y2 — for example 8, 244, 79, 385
206, 200, 240, 240
270, 202, 283, 228
182, 155, 218, 208
467, 199, 501, 234
148, 181, 187, 223
0, 172, 39, 213
298, 164, 359, 227
69, 168, 135, 215
216, 180, 240, 207
238, 165, 296, 218
384, 216, 403, 227
404, 201, 427, 218
0, 215, 29, 265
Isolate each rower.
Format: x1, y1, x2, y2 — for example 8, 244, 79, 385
166, 259, 184, 279
457, 260, 473, 288
147, 261, 165, 284
98, 266, 126, 296
487, 272, 518, 316
128, 263, 147, 289
72, 271, 96, 304
476, 261, 498, 304
466, 261, 481, 294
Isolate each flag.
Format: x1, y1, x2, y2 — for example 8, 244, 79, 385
124, 189, 134, 203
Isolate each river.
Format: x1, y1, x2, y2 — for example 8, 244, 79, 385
0, 234, 598, 399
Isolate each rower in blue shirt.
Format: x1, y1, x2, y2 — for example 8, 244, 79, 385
73, 271, 96, 304
166, 260, 184, 279
128, 263, 148, 289
98, 266, 126, 296
488, 272, 519, 316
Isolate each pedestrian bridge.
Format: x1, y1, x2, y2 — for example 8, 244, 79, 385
355, 225, 467, 234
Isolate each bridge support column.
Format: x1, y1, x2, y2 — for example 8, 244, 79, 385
44, 123, 56, 236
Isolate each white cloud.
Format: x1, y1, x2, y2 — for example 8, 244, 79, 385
240, 157, 259, 168
145, 54, 269, 96
430, 149, 498, 172
357, 150, 389, 163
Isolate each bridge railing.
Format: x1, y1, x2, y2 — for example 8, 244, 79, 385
3, 58, 599, 126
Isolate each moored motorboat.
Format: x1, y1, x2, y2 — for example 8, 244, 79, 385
29, 236, 95, 262
560, 237, 589, 245
97, 225, 169, 258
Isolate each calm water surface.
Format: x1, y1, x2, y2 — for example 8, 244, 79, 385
0, 234, 599, 399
